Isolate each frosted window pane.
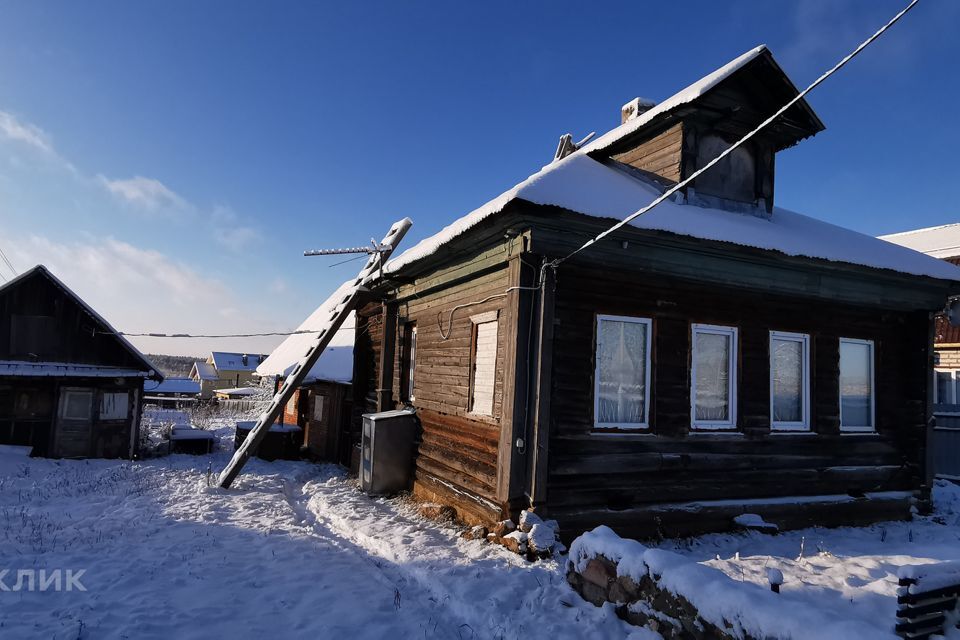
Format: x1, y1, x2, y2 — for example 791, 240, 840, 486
99, 392, 128, 420
772, 338, 803, 423
695, 332, 730, 421
597, 319, 646, 425
840, 341, 872, 428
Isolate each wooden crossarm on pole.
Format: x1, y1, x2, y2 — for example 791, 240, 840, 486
217, 217, 412, 488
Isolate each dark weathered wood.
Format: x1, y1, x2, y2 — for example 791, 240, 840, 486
529, 263, 555, 510
376, 302, 397, 411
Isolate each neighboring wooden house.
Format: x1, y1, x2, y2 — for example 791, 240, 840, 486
189, 351, 267, 398
351, 46, 960, 539
0, 265, 161, 458
258, 291, 355, 463
880, 224, 960, 403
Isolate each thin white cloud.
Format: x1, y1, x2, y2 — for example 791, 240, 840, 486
0, 111, 54, 154
98, 174, 188, 211
2, 229, 287, 357
211, 204, 260, 251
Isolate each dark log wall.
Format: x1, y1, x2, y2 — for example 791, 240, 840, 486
0, 270, 146, 370
611, 123, 683, 183
548, 262, 929, 540
392, 267, 512, 524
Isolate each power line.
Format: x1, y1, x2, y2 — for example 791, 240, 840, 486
94, 325, 356, 339
0, 243, 16, 279
549, 0, 919, 270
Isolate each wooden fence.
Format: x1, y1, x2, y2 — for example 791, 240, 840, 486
933, 405, 960, 480
896, 563, 960, 639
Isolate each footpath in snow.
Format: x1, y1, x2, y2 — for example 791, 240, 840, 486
0, 449, 638, 640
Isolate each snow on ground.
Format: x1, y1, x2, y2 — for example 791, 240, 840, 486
653, 479, 960, 638
0, 444, 639, 640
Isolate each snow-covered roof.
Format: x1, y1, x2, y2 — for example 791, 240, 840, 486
214, 387, 257, 397
581, 45, 767, 156
385, 152, 960, 282
191, 361, 218, 381
144, 377, 200, 395
0, 361, 152, 378
879, 223, 960, 260
210, 352, 268, 372
0, 265, 161, 379
383, 45, 960, 283
257, 280, 355, 384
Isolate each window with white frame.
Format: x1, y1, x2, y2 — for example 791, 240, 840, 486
934, 369, 960, 404
469, 312, 498, 416
594, 315, 652, 430
839, 338, 875, 432
691, 324, 738, 429
770, 331, 810, 430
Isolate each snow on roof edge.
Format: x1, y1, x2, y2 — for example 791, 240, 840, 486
0, 265, 163, 380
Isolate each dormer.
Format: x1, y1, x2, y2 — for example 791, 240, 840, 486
587, 46, 824, 214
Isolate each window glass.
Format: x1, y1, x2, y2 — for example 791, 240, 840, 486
936, 370, 953, 404
99, 392, 128, 421
694, 330, 732, 423
63, 391, 93, 420
770, 332, 809, 429
839, 340, 873, 430
596, 317, 649, 427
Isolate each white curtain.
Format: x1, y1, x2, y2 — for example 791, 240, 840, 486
695, 332, 730, 421
597, 320, 646, 425
772, 338, 802, 423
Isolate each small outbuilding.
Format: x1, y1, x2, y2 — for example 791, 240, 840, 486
258, 290, 354, 463
0, 265, 161, 458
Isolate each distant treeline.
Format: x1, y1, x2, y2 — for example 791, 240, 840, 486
146, 354, 204, 377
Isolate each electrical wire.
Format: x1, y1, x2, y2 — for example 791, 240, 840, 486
0, 243, 15, 279
93, 325, 356, 339
548, 0, 920, 271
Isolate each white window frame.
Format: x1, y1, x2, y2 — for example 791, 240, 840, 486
934, 368, 960, 404
769, 331, 811, 431
691, 323, 738, 430
839, 337, 875, 433
593, 314, 653, 431
468, 311, 499, 417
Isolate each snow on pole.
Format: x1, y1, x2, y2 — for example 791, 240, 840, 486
217, 217, 412, 489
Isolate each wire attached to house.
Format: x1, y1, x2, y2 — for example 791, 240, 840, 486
546, 0, 920, 271
436, 262, 551, 340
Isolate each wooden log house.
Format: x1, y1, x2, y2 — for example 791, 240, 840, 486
0, 265, 161, 459
351, 46, 960, 539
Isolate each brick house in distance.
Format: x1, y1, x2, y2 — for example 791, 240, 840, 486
880, 224, 960, 404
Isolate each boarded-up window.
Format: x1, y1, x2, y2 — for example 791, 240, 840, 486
99, 392, 129, 421
469, 313, 498, 416
10, 315, 57, 357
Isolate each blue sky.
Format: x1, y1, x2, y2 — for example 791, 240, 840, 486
0, 0, 956, 356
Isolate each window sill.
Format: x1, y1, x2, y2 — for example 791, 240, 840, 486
769, 429, 817, 436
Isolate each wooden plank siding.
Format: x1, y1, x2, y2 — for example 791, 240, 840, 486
395, 267, 512, 524
546, 262, 930, 540
353, 236, 525, 525
611, 123, 683, 183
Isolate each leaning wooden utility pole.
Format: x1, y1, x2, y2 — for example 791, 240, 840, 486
217, 217, 412, 489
